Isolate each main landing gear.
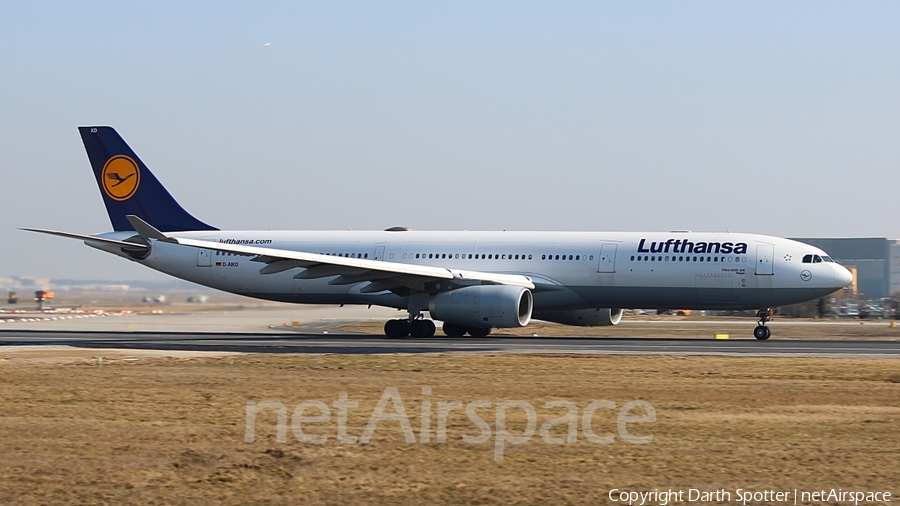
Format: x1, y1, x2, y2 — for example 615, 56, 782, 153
441, 322, 492, 338
383, 318, 492, 338
385, 293, 492, 339
384, 318, 436, 338
753, 307, 773, 341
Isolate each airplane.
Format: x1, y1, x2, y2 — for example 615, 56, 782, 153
22, 127, 853, 340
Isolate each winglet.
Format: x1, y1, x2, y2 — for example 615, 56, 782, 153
126, 215, 173, 242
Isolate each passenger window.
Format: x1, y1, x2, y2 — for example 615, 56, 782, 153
555, 255, 560, 260
542, 255, 546, 260
528, 255, 532, 260
631, 256, 635, 261
590, 255, 594, 260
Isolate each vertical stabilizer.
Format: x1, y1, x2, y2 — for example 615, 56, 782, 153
79, 126, 217, 232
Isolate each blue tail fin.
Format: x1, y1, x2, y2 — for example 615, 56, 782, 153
80, 126, 217, 232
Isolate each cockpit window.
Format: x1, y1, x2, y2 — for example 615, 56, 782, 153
822, 256, 834, 262
802, 254, 813, 263
813, 255, 822, 263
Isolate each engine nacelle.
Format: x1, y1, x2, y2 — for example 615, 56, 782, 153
533, 308, 623, 327
429, 285, 533, 328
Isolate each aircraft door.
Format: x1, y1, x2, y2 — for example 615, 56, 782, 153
755, 245, 774, 275
374, 245, 385, 261
598, 244, 617, 273
197, 249, 212, 267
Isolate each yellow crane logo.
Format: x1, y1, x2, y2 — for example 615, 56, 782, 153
101, 155, 140, 201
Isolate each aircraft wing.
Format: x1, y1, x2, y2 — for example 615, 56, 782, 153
22, 215, 535, 294
173, 236, 535, 293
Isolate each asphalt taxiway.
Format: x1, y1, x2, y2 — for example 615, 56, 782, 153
1, 330, 899, 357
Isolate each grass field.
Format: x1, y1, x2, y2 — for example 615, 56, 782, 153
1, 351, 898, 505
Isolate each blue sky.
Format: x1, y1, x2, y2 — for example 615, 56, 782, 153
2, 1, 898, 281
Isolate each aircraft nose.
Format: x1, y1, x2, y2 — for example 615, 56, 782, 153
835, 264, 853, 288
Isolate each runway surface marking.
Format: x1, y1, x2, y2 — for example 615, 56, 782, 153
1, 330, 899, 357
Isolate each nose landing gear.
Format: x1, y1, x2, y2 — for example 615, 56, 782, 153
754, 307, 773, 340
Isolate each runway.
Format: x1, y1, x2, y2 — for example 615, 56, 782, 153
1, 330, 899, 357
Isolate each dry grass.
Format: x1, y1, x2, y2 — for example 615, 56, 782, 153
1, 353, 899, 505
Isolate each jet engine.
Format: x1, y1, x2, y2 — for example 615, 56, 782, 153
533, 308, 623, 326
429, 285, 533, 328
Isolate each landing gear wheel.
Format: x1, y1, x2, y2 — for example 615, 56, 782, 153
384, 319, 410, 338
442, 322, 466, 337
410, 319, 436, 338
467, 327, 492, 338
754, 307, 773, 340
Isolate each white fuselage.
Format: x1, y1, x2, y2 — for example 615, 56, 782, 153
93, 230, 852, 312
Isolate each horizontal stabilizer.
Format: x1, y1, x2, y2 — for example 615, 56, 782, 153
20, 228, 150, 250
